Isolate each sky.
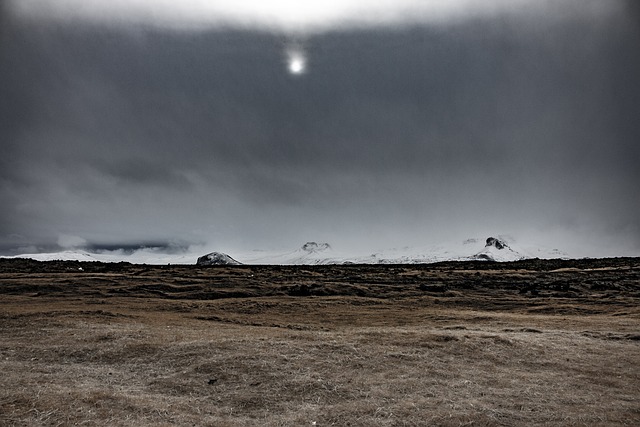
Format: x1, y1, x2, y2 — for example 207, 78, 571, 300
1, 0, 639, 257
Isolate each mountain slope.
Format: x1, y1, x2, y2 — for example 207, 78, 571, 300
2, 236, 571, 265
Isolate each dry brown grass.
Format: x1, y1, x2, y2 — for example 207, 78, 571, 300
1, 260, 639, 426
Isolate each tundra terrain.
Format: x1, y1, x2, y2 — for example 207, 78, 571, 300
1, 258, 639, 426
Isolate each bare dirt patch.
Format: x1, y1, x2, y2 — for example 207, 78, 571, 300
1, 258, 639, 426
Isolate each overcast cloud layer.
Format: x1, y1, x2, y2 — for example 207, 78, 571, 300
6, 0, 578, 31
1, 0, 639, 256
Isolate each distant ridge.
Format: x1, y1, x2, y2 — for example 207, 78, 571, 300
2, 236, 575, 265
196, 252, 242, 266
469, 237, 526, 262
301, 242, 331, 253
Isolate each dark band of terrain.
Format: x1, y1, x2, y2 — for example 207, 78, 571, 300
1, 258, 638, 314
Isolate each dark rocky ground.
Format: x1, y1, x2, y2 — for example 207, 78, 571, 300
1, 256, 638, 292
1, 257, 639, 314
1, 257, 639, 426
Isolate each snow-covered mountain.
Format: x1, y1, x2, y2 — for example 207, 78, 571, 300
0, 249, 196, 264
1, 250, 102, 262
240, 242, 345, 265
470, 237, 525, 262
1, 236, 571, 265
346, 236, 528, 264
238, 236, 568, 264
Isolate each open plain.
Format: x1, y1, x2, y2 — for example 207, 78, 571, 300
0, 257, 639, 426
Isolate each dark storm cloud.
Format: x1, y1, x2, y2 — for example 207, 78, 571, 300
1, 2, 639, 254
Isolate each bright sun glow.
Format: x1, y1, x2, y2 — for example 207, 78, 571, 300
288, 56, 306, 74
286, 48, 307, 75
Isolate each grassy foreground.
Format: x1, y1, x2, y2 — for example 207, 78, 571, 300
1, 258, 639, 426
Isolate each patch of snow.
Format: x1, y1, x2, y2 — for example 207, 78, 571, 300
241, 242, 345, 265
1, 235, 577, 265
2, 250, 100, 262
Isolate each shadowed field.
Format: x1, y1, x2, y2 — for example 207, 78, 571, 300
1, 258, 639, 426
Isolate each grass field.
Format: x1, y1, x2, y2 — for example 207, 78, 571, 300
1, 258, 639, 426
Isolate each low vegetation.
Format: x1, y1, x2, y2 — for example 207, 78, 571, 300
1, 258, 639, 426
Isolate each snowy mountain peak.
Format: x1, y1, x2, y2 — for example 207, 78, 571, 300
472, 237, 524, 262
301, 242, 331, 253
196, 252, 242, 266
485, 237, 509, 250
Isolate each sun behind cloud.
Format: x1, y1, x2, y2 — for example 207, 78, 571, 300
287, 52, 306, 75
285, 43, 307, 75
